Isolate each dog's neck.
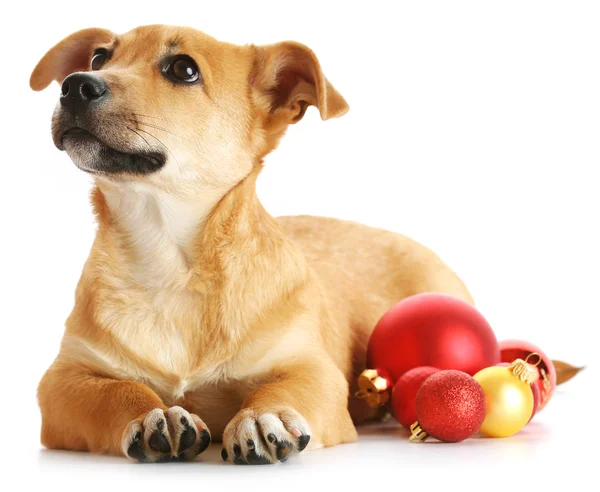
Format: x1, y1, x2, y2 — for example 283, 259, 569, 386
93, 169, 308, 309
95, 178, 222, 290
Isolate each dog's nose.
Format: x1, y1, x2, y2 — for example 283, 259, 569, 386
60, 73, 109, 112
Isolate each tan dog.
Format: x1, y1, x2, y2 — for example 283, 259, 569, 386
30, 25, 472, 464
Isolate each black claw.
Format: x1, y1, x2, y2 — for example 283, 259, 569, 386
221, 448, 228, 461
133, 431, 142, 443
196, 429, 211, 455
297, 434, 311, 452
178, 426, 197, 454
156, 418, 165, 430
127, 437, 146, 463
275, 440, 294, 462
180, 415, 189, 426
233, 443, 242, 458
267, 433, 276, 444
149, 430, 171, 454
246, 439, 255, 450
246, 448, 271, 465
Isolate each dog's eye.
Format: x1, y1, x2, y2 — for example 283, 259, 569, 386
91, 50, 108, 71
163, 55, 201, 84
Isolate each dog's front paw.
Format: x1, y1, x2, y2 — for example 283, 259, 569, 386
121, 406, 211, 463
221, 407, 311, 465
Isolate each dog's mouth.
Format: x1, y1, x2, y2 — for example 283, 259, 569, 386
60, 127, 166, 176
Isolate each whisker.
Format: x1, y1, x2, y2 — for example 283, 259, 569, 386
126, 126, 151, 148
122, 109, 176, 123
136, 121, 190, 141
103, 111, 175, 124
135, 127, 182, 171
130, 112, 172, 121
101, 111, 188, 140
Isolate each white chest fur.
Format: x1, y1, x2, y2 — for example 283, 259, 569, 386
96, 179, 216, 288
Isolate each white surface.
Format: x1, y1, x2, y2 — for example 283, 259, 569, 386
1, 0, 598, 489
30, 379, 594, 490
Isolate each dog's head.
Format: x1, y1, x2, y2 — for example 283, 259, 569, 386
30, 25, 347, 193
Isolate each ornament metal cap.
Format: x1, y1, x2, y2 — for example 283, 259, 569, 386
508, 355, 539, 385
355, 369, 391, 408
409, 421, 429, 442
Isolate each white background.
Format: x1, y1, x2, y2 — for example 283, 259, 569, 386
1, 0, 597, 490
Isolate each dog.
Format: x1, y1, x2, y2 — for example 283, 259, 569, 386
30, 25, 472, 464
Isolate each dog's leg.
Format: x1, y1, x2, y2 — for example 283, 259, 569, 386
221, 360, 357, 464
38, 362, 211, 462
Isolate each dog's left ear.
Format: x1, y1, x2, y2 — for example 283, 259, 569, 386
30, 28, 115, 91
251, 41, 349, 127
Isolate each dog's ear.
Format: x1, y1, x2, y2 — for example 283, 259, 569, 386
30, 28, 115, 91
250, 41, 349, 128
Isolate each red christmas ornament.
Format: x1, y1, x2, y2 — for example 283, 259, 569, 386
357, 294, 499, 408
499, 340, 556, 412
410, 370, 486, 443
391, 366, 440, 428
529, 380, 541, 422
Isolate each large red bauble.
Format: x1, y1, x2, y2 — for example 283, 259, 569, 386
367, 293, 500, 382
414, 370, 486, 442
499, 339, 556, 412
391, 366, 440, 428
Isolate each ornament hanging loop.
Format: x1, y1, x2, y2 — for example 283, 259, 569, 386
409, 421, 429, 443
355, 369, 392, 408
508, 357, 538, 384
525, 352, 542, 367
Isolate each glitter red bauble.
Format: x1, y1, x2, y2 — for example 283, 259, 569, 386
367, 293, 500, 382
415, 370, 486, 442
391, 366, 440, 428
499, 339, 556, 412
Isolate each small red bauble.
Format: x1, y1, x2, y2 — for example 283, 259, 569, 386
499, 339, 556, 412
368, 293, 500, 382
529, 380, 541, 422
391, 366, 440, 428
411, 370, 486, 443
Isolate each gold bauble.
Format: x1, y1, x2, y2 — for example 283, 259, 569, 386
474, 363, 534, 438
